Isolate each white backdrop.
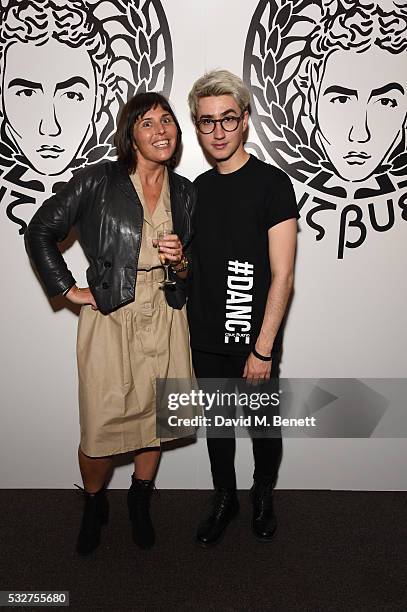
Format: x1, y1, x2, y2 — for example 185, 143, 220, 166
1, 0, 407, 489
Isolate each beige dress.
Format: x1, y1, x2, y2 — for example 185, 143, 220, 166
76, 168, 194, 457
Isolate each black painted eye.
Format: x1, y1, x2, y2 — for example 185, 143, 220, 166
63, 91, 84, 102
16, 89, 35, 97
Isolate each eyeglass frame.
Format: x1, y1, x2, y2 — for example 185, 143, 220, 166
195, 111, 247, 134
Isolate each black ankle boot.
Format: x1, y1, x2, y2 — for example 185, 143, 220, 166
250, 481, 277, 541
76, 487, 109, 555
127, 476, 155, 549
196, 488, 239, 548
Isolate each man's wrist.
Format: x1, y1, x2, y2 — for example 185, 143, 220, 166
252, 347, 272, 361
255, 338, 274, 356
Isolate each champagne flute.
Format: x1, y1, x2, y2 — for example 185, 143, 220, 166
155, 228, 176, 287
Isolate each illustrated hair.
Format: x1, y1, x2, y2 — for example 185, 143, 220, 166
115, 91, 182, 172
300, 0, 407, 122
188, 69, 251, 117
312, 0, 407, 56
0, 0, 112, 117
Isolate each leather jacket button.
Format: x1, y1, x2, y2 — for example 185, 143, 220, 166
104, 260, 111, 268
102, 282, 109, 289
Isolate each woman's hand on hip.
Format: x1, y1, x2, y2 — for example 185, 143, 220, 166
65, 286, 98, 310
157, 233, 183, 264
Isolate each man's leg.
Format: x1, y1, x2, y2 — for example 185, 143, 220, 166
249, 354, 282, 541
192, 350, 246, 546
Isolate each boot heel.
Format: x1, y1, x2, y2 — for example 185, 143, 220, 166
127, 476, 155, 549
76, 486, 109, 556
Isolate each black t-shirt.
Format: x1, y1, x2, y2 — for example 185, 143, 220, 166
187, 154, 299, 357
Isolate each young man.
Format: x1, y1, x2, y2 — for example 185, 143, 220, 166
187, 70, 299, 546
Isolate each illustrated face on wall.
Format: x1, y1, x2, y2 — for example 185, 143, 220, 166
316, 46, 407, 182
3, 38, 96, 176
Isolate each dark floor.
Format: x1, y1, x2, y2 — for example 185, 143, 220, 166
1, 490, 406, 611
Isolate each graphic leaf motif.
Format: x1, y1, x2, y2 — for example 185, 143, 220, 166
282, 125, 302, 148
85, 145, 112, 164
391, 152, 407, 170
257, 22, 267, 55
251, 85, 270, 114
290, 159, 320, 174
274, 2, 292, 30
129, 6, 143, 30
245, 141, 266, 161
138, 29, 149, 55
297, 146, 321, 166
391, 167, 407, 177
251, 55, 264, 87
270, 101, 287, 128
259, 113, 283, 139
274, 140, 301, 159
149, 29, 160, 64
265, 77, 278, 106
140, 53, 151, 81
137, 79, 147, 93
263, 51, 276, 80
266, 26, 280, 53
150, 61, 165, 91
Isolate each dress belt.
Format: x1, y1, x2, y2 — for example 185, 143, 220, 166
136, 266, 165, 283
137, 266, 163, 272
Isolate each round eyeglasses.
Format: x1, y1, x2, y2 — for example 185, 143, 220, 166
196, 112, 245, 134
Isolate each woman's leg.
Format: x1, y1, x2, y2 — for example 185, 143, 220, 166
78, 447, 114, 492
127, 447, 161, 549
76, 448, 113, 556
133, 447, 161, 479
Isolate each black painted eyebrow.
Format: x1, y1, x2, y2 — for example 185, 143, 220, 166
8, 78, 43, 91
54, 76, 90, 93
369, 82, 405, 99
323, 86, 358, 98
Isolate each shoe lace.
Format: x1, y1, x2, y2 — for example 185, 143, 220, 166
212, 489, 235, 516
255, 483, 274, 513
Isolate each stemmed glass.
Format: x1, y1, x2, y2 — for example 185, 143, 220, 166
154, 228, 176, 287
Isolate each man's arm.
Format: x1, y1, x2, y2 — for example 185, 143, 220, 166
243, 218, 297, 381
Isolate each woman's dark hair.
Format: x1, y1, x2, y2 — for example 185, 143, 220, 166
115, 92, 182, 171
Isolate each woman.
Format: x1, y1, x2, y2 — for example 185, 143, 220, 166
24, 92, 195, 555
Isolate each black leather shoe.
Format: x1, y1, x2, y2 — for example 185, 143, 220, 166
127, 476, 155, 549
250, 481, 277, 541
76, 487, 109, 555
196, 488, 239, 548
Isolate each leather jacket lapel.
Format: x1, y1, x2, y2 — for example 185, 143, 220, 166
168, 170, 185, 241
115, 161, 143, 208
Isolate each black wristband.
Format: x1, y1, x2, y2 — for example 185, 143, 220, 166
252, 348, 272, 362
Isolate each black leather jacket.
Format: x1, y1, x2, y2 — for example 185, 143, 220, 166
25, 160, 195, 314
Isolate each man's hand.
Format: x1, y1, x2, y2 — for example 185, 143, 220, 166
65, 286, 98, 310
243, 352, 272, 384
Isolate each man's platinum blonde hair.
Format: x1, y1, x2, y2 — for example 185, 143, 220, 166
188, 69, 251, 117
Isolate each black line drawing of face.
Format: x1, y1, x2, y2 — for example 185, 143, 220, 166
313, 4, 407, 182
0, 0, 173, 178
3, 38, 97, 176
244, 0, 407, 190
0, 0, 112, 177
